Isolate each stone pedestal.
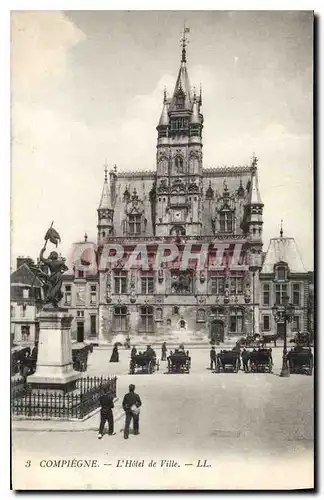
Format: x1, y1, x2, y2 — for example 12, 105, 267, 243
28, 308, 80, 392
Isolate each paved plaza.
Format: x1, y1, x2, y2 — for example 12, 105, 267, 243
12, 346, 314, 490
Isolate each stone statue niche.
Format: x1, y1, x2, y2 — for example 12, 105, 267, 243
171, 271, 192, 294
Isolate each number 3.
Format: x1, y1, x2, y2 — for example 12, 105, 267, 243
25, 460, 31, 468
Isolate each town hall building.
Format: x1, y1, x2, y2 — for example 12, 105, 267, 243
64, 33, 265, 344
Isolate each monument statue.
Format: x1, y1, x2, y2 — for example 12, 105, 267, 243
34, 222, 68, 308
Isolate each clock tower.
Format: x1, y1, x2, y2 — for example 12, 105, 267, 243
155, 28, 204, 237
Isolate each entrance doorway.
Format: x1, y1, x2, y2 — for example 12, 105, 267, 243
77, 322, 84, 343
210, 319, 224, 344
276, 322, 285, 339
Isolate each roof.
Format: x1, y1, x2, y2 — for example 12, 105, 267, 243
169, 61, 192, 111
248, 168, 263, 205
261, 237, 306, 274
99, 174, 113, 210
158, 100, 169, 127
11, 263, 43, 287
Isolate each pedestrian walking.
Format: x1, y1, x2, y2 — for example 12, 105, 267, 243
161, 342, 167, 361
98, 389, 116, 439
110, 344, 119, 363
210, 346, 217, 370
122, 384, 142, 439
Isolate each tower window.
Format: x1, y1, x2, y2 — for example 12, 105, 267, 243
171, 118, 188, 130
175, 156, 184, 173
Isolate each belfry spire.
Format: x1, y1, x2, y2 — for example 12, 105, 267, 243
169, 25, 192, 112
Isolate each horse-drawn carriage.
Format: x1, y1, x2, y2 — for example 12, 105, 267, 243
238, 334, 261, 349
287, 347, 313, 375
215, 350, 240, 373
248, 349, 273, 373
290, 331, 313, 347
129, 353, 159, 374
167, 351, 191, 374
72, 343, 92, 372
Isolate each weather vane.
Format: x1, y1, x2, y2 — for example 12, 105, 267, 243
180, 24, 190, 63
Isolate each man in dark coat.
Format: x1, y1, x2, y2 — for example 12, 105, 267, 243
161, 342, 167, 361
131, 346, 137, 359
98, 389, 116, 439
210, 346, 217, 370
122, 384, 142, 439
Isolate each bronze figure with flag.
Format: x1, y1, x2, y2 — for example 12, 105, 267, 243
37, 222, 68, 308
44, 221, 61, 247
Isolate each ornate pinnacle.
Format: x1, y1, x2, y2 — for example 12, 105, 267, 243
104, 160, 108, 182
251, 152, 258, 169
280, 219, 284, 238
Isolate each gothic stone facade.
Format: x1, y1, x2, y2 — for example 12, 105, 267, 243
94, 45, 264, 344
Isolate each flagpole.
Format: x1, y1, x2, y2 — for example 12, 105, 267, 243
44, 221, 54, 250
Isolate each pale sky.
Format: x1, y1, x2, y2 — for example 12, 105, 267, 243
11, 10, 313, 270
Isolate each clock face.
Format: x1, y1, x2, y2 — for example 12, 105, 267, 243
172, 209, 185, 222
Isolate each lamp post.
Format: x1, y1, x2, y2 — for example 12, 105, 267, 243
249, 267, 258, 337
272, 294, 295, 377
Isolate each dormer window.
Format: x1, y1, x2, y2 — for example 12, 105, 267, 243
219, 211, 233, 233
175, 88, 185, 109
129, 214, 141, 235
275, 264, 287, 281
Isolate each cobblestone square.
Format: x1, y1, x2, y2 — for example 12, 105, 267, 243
12, 346, 314, 490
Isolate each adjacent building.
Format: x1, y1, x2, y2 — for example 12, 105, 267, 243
259, 229, 312, 338
10, 257, 43, 345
